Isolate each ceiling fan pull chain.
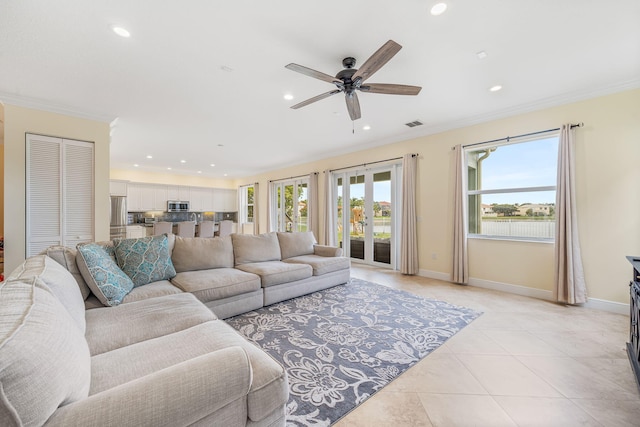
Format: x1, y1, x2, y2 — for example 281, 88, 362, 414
352, 120, 355, 134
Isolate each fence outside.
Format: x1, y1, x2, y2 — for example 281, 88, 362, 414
480, 219, 555, 239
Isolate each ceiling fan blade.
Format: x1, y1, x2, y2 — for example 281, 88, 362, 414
351, 40, 402, 83
290, 89, 341, 109
345, 92, 361, 121
285, 63, 342, 85
360, 83, 422, 95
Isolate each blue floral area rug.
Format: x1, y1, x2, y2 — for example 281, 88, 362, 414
226, 278, 482, 426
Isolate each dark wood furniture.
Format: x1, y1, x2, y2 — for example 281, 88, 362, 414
626, 256, 640, 391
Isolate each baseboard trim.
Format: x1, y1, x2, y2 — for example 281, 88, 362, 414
417, 270, 629, 315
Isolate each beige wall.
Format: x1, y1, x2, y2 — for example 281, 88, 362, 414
241, 89, 640, 304
110, 169, 237, 189
3, 104, 111, 273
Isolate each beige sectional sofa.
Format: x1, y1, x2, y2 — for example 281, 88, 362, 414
0, 231, 350, 427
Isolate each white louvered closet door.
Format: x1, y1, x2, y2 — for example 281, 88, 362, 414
63, 139, 94, 249
26, 134, 95, 257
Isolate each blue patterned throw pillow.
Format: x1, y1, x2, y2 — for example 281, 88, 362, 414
76, 242, 134, 306
113, 234, 176, 287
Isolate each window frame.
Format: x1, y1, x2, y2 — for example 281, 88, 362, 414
238, 184, 254, 224
464, 133, 559, 243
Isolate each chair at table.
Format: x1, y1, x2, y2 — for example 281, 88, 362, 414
152, 221, 172, 236
197, 221, 215, 238
218, 220, 233, 237
176, 221, 196, 238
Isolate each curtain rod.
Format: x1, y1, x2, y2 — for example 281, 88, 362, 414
329, 153, 418, 173
269, 172, 317, 183
453, 122, 584, 150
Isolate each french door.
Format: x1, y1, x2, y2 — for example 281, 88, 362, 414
273, 179, 309, 232
335, 165, 400, 268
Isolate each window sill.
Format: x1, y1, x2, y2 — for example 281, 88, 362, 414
468, 234, 554, 244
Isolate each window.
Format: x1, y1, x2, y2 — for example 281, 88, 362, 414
239, 184, 254, 223
466, 134, 558, 240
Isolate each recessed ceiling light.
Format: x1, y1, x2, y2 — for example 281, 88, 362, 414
210, 163, 216, 167
133, 164, 139, 167
167, 167, 172, 170
363, 125, 371, 130
110, 25, 130, 38
223, 173, 228, 177
489, 85, 503, 92
197, 171, 202, 174
146, 155, 153, 159
476, 51, 488, 59
284, 94, 294, 100
180, 160, 186, 163
430, 2, 447, 16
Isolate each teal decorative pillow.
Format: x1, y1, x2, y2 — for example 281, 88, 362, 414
113, 234, 176, 287
76, 242, 134, 306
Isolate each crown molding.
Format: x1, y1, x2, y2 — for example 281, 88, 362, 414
0, 92, 117, 123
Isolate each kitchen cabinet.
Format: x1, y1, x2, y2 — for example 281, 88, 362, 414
128, 184, 167, 211
153, 185, 168, 210
109, 180, 128, 196
190, 187, 214, 212
126, 226, 146, 239
221, 189, 237, 211
167, 185, 190, 202
126, 184, 143, 211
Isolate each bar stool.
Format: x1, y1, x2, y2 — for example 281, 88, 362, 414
177, 221, 196, 238
153, 222, 172, 236
218, 220, 233, 237
198, 221, 215, 238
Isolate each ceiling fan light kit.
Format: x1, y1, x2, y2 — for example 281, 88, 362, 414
285, 40, 422, 121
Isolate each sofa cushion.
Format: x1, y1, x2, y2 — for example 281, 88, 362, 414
85, 293, 216, 355
113, 234, 177, 287
0, 277, 91, 427
39, 245, 91, 300
90, 321, 288, 422
236, 261, 313, 287
171, 235, 234, 273
171, 268, 261, 303
277, 231, 316, 260
122, 280, 183, 303
284, 254, 351, 276
77, 242, 134, 307
7, 255, 87, 333
232, 232, 281, 265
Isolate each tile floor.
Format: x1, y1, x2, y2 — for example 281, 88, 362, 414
333, 264, 640, 427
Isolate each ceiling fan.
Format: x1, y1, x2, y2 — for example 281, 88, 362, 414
285, 40, 422, 121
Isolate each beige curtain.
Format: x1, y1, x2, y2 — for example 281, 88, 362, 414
400, 154, 418, 275
323, 170, 336, 246
554, 124, 587, 304
452, 144, 468, 284
252, 182, 260, 235
308, 173, 319, 240
266, 183, 274, 232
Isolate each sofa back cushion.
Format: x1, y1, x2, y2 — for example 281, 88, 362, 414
277, 231, 317, 260
76, 241, 134, 307
171, 236, 234, 273
0, 274, 91, 426
7, 255, 87, 333
39, 246, 91, 300
113, 234, 177, 287
232, 232, 282, 265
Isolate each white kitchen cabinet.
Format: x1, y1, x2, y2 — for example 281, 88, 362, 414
222, 189, 237, 211
126, 184, 142, 211
153, 185, 168, 210
109, 180, 128, 196
125, 226, 146, 239
128, 184, 167, 211
190, 187, 214, 212
167, 185, 190, 202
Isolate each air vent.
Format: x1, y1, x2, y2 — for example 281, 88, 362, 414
405, 120, 423, 128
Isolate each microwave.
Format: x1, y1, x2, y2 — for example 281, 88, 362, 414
167, 200, 190, 212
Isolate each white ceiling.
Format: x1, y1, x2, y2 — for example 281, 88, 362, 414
1, 1, 639, 178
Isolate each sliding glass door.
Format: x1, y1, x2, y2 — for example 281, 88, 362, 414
273, 179, 308, 232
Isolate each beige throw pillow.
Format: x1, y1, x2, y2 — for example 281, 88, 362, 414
171, 236, 234, 273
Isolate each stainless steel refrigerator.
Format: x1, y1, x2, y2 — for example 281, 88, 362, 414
110, 196, 127, 239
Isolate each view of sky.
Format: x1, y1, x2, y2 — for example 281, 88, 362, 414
473, 136, 559, 205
